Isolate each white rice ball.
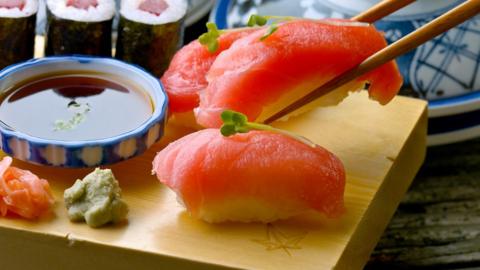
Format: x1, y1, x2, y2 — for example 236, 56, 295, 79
0, 0, 38, 18
47, 0, 115, 22
120, 0, 187, 25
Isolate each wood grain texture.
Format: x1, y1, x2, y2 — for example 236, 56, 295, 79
368, 138, 480, 269
0, 91, 427, 270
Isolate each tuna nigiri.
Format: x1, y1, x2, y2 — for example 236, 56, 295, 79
0, 156, 55, 219
152, 129, 345, 223
194, 19, 403, 128
161, 28, 257, 126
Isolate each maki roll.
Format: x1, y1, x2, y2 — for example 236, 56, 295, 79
0, 0, 37, 70
116, 0, 187, 77
45, 0, 115, 56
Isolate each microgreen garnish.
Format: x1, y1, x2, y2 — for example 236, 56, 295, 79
54, 102, 91, 131
260, 25, 278, 41
247, 15, 295, 41
198, 22, 225, 53
198, 15, 295, 53
247, 14, 268, 27
220, 110, 316, 147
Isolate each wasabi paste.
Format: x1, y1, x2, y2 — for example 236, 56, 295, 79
64, 168, 128, 228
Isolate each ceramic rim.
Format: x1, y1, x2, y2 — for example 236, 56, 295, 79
0, 56, 168, 167
211, 0, 480, 146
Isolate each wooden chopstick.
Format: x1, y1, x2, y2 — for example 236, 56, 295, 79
264, 0, 480, 124
353, 0, 416, 23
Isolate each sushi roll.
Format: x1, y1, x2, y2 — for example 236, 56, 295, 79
116, 0, 187, 77
45, 0, 115, 56
0, 0, 37, 70
152, 129, 346, 223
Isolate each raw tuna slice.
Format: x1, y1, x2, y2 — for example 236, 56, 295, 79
152, 129, 345, 223
195, 19, 403, 128
66, 0, 98, 9
161, 28, 258, 114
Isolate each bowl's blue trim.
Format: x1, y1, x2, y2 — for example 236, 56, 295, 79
0, 56, 168, 148
213, 0, 230, 29
0, 56, 168, 167
429, 107, 480, 135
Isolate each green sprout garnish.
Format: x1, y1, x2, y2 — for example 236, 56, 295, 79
247, 15, 295, 41
198, 15, 295, 53
260, 25, 278, 41
220, 110, 316, 147
54, 102, 91, 131
247, 14, 268, 27
198, 22, 225, 53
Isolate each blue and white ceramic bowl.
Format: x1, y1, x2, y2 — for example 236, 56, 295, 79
0, 56, 168, 167
213, 0, 480, 145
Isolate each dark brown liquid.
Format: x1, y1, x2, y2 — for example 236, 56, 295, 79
0, 74, 154, 141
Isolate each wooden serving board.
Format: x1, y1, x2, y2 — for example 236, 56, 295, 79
0, 88, 427, 270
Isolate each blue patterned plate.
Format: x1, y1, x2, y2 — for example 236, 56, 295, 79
212, 0, 480, 146
0, 56, 168, 167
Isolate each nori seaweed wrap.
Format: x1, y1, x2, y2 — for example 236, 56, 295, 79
45, 0, 115, 57
115, 0, 187, 77
0, 0, 37, 70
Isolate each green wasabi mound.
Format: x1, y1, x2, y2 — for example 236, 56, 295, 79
64, 168, 128, 228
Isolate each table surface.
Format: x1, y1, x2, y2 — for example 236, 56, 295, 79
366, 137, 480, 269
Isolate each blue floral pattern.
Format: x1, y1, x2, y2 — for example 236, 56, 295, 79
216, 0, 478, 101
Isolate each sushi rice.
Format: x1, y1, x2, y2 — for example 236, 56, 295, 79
46, 0, 114, 22
120, 0, 187, 25
0, 0, 37, 18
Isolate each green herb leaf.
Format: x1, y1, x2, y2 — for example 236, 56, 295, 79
260, 24, 279, 41
246, 14, 295, 41
220, 110, 255, 137
220, 110, 235, 124
198, 22, 225, 53
247, 14, 268, 27
220, 124, 236, 136
219, 110, 316, 147
232, 111, 247, 125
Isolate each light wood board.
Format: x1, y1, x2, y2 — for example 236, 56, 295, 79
0, 90, 427, 270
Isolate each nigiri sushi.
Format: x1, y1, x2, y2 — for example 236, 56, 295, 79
161, 28, 257, 127
194, 19, 403, 128
152, 129, 345, 223
0, 156, 55, 219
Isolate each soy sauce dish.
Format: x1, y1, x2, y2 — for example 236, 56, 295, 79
0, 56, 168, 167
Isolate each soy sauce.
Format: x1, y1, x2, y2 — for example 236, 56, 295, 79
0, 74, 154, 141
